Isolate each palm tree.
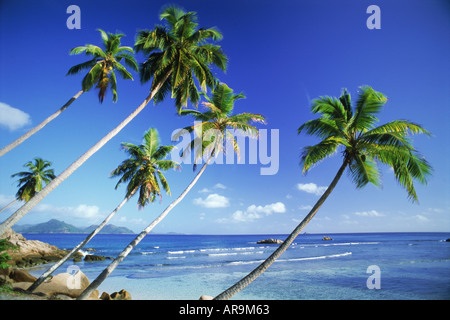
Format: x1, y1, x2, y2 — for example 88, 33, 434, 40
0, 29, 137, 158
77, 83, 265, 300
27, 128, 177, 293
214, 85, 432, 300
0, 158, 56, 214
134, 5, 227, 112
0, 6, 227, 237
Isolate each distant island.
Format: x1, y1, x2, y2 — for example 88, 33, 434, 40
12, 219, 135, 234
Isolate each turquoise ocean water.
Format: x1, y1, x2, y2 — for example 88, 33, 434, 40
24, 232, 450, 300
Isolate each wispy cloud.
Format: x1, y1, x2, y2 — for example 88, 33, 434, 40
354, 210, 385, 217
193, 193, 230, 208
0, 102, 31, 131
297, 183, 327, 196
198, 183, 227, 194
414, 214, 429, 222
34, 203, 102, 220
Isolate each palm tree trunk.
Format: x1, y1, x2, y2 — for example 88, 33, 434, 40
214, 158, 349, 300
27, 191, 134, 293
0, 90, 84, 158
0, 74, 170, 238
77, 155, 213, 300
0, 199, 17, 214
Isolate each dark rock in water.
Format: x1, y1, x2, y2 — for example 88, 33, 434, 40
445, 239, 450, 242
110, 289, 132, 300
322, 236, 332, 241
84, 254, 113, 262
84, 255, 105, 262
101, 289, 132, 300
257, 239, 283, 244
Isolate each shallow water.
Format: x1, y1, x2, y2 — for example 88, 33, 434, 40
24, 232, 450, 300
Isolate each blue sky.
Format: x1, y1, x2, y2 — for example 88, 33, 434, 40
0, 0, 449, 234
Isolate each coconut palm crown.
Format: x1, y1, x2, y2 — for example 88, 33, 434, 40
111, 128, 180, 208
11, 158, 56, 203
134, 5, 228, 111
298, 85, 432, 202
174, 83, 266, 166
67, 29, 138, 102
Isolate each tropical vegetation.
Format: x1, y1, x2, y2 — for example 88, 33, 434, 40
27, 128, 177, 293
0, 158, 56, 214
0, 5, 227, 237
0, 3, 434, 301
213, 86, 432, 300
0, 29, 137, 158
77, 83, 265, 300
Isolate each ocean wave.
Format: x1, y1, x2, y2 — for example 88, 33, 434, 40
208, 251, 264, 257
168, 250, 196, 254
133, 251, 353, 272
79, 250, 91, 257
299, 242, 379, 247
200, 246, 264, 253
322, 242, 379, 246
228, 252, 352, 266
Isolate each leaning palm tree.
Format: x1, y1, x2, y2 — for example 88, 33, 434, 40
0, 158, 56, 213
0, 6, 227, 237
0, 29, 137, 158
214, 85, 432, 300
27, 128, 177, 293
77, 83, 265, 300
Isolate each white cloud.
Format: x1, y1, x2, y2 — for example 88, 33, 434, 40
116, 216, 147, 226
34, 203, 102, 220
0, 102, 31, 131
231, 210, 261, 222
247, 202, 286, 215
228, 202, 286, 223
354, 210, 385, 217
199, 183, 227, 194
414, 214, 429, 222
299, 205, 313, 211
297, 183, 327, 196
193, 193, 230, 208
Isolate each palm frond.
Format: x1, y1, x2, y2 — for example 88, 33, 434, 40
109, 70, 118, 102
66, 58, 98, 76
350, 85, 387, 131
298, 117, 342, 139
300, 137, 344, 174
362, 120, 432, 137
115, 52, 139, 72
348, 155, 381, 188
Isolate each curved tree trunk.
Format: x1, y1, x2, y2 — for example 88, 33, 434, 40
0, 74, 170, 238
0, 199, 17, 214
27, 191, 134, 293
0, 90, 84, 158
77, 155, 213, 300
214, 159, 349, 300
